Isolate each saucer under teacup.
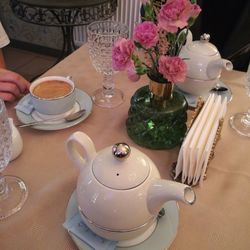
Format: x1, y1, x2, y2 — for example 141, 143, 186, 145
16, 88, 93, 131
31, 102, 80, 125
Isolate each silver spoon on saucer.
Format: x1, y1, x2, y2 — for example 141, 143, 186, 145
211, 82, 229, 92
17, 109, 86, 128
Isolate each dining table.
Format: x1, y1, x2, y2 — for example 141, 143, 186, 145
2, 44, 250, 250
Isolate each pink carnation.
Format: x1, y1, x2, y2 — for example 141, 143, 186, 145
158, 56, 187, 83
158, 0, 201, 33
127, 62, 140, 82
112, 38, 135, 71
190, 4, 202, 18
133, 21, 159, 49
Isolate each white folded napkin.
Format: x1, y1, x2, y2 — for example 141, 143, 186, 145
175, 94, 228, 186
63, 212, 117, 250
175, 94, 214, 179
198, 97, 228, 186
191, 95, 221, 184
15, 95, 34, 115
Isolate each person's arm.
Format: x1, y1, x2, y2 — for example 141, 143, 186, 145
0, 22, 30, 101
0, 68, 30, 102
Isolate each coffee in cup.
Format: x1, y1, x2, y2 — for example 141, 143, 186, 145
32, 80, 73, 99
30, 76, 76, 115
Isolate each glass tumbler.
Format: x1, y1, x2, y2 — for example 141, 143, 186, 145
0, 99, 28, 220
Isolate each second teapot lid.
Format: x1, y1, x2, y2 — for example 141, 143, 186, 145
92, 143, 150, 190
186, 33, 219, 56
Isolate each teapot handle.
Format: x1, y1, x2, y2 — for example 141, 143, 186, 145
65, 131, 96, 171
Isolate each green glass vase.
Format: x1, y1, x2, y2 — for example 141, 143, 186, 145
126, 79, 188, 149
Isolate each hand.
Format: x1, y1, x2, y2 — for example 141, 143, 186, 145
0, 68, 30, 102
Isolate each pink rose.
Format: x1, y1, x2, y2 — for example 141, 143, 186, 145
158, 0, 201, 33
127, 62, 140, 82
112, 38, 135, 71
158, 55, 187, 83
133, 21, 159, 49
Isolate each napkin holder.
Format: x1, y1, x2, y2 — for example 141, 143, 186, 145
170, 97, 225, 185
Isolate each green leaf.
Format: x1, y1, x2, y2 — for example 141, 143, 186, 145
135, 66, 148, 75
132, 54, 138, 62
144, 4, 155, 21
135, 60, 142, 67
134, 41, 143, 49
177, 30, 187, 47
132, 55, 143, 68
167, 33, 176, 43
190, 0, 197, 3
188, 17, 195, 27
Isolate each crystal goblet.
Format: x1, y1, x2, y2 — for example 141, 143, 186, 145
87, 21, 129, 108
229, 62, 250, 137
0, 99, 28, 220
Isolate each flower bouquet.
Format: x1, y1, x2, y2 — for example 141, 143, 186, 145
112, 0, 201, 149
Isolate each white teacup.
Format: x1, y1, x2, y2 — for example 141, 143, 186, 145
30, 76, 76, 115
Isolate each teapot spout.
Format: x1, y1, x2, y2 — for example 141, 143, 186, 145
147, 179, 196, 215
207, 59, 233, 79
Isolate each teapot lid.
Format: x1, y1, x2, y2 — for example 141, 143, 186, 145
186, 33, 219, 56
92, 143, 150, 190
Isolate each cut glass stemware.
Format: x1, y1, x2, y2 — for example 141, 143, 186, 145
229, 62, 250, 137
87, 21, 129, 108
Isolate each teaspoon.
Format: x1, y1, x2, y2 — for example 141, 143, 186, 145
17, 109, 86, 128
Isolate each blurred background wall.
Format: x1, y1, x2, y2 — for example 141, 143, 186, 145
0, 0, 62, 54
189, 0, 250, 71
0, 0, 249, 71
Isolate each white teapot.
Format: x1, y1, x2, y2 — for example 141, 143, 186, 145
66, 132, 195, 247
176, 32, 233, 96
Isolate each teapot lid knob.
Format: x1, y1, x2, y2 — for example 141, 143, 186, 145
112, 143, 131, 160
200, 33, 210, 42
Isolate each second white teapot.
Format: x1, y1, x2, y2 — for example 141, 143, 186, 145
177, 32, 233, 96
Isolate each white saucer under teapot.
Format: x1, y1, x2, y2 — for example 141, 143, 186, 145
65, 132, 196, 247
